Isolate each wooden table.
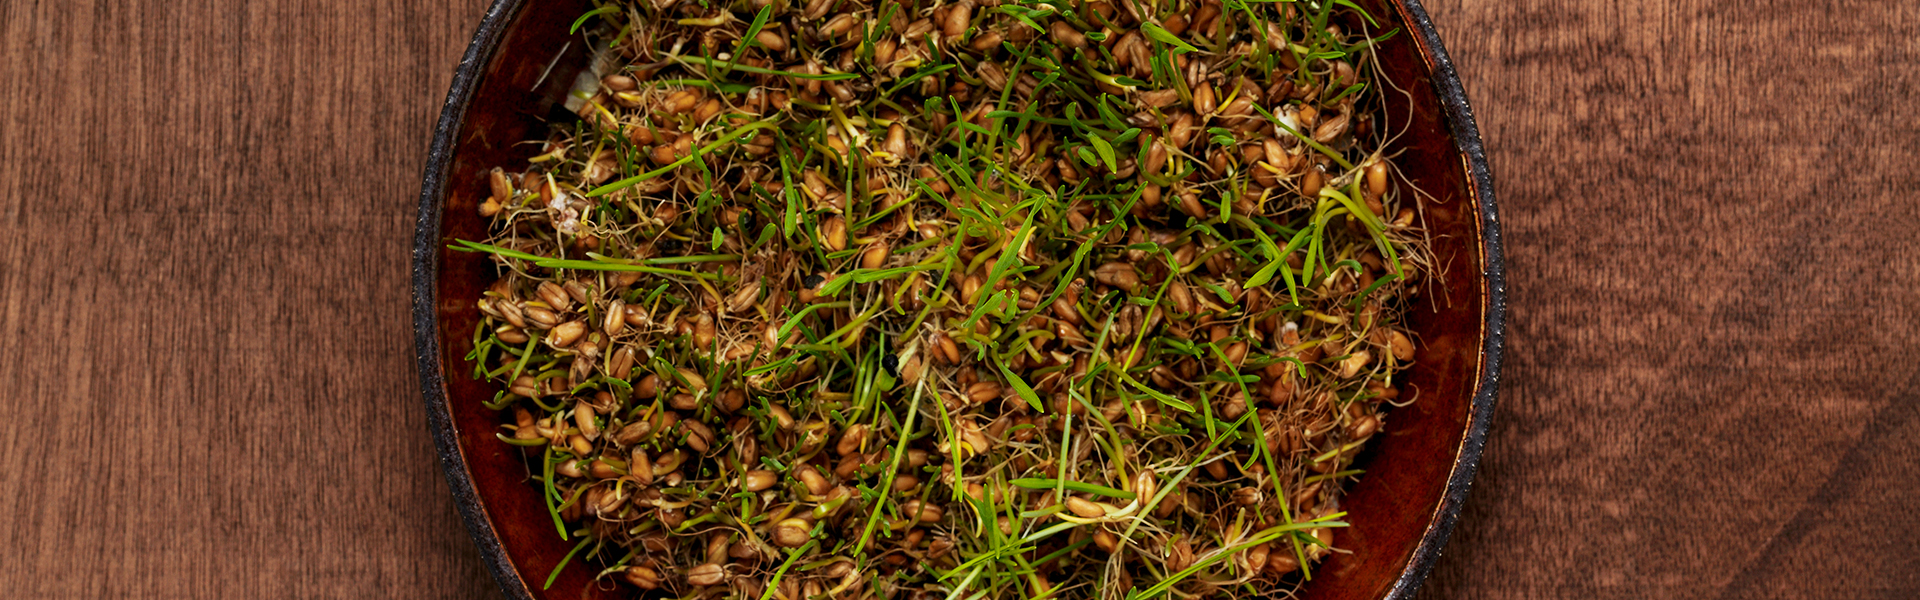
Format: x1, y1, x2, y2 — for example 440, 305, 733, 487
2, 0, 1913, 597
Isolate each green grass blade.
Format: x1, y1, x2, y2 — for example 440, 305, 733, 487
544, 536, 594, 589
1009, 478, 1135, 499
570, 6, 620, 34
1245, 259, 1284, 289
1141, 22, 1200, 54
997, 363, 1045, 412
588, 120, 774, 197
676, 55, 858, 80
725, 5, 775, 74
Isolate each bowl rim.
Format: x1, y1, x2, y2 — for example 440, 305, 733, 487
410, 0, 1505, 597
412, 0, 536, 595
1375, 1, 1506, 597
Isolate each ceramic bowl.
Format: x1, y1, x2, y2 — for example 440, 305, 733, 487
413, 1, 1504, 597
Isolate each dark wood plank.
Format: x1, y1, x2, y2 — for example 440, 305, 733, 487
0, 0, 1914, 598
1416, 0, 1920, 597
0, 0, 500, 597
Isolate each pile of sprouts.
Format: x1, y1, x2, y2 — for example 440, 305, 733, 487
459, 0, 1435, 597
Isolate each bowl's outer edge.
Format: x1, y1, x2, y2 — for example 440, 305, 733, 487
413, 0, 539, 598
1381, 0, 1506, 597
412, 1, 1505, 598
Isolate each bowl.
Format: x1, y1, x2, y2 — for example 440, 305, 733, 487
412, 1, 1504, 597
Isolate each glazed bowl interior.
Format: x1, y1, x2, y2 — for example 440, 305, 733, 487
413, 1, 1502, 598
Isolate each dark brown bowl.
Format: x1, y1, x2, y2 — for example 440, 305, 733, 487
412, 1, 1504, 598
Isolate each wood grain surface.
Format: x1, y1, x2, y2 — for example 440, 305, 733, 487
0, 0, 1912, 598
